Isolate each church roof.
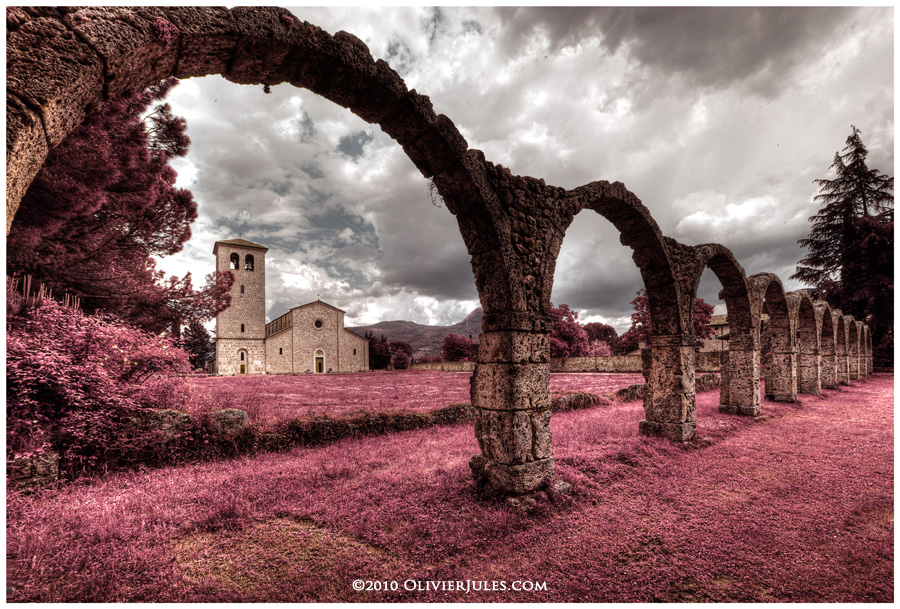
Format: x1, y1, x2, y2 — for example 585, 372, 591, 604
213, 238, 269, 254
291, 299, 345, 314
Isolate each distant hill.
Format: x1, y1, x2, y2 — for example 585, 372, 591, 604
349, 308, 483, 359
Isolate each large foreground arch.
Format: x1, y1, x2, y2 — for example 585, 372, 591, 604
6, 6, 875, 496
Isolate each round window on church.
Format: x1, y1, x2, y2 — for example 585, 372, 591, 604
314, 319, 323, 329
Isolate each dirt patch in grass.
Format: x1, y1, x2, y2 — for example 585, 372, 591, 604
172, 517, 408, 602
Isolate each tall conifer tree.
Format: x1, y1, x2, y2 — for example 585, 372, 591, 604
792, 126, 893, 363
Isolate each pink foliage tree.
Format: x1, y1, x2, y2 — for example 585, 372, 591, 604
548, 303, 590, 358
5, 77, 214, 334
7, 299, 191, 474
441, 333, 476, 362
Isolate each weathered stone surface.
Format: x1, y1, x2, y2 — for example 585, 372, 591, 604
151, 409, 193, 441
65, 7, 179, 99
6, 17, 105, 147
211, 408, 249, 437
482, 458, 554, 496
6, 94, 48, 234
478, 331, 549, 364
474, 408, 550, 465
163, 7, 239, 78
7, 447, 59, 490
471, 362, 551, 411
719, 348, 760, 416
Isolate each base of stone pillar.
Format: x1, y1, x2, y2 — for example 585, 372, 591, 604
639, 420, 696, 442
766, 393, 797, 402
505, 479, 572, 510
719, 403, 761, 417
469, 454, 554, 495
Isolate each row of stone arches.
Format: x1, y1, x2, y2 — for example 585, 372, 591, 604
5, 6, 875, 496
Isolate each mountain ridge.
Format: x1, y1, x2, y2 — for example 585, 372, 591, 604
348, 307, 483, 359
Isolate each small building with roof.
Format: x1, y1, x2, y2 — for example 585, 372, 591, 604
212, 238, 368, 375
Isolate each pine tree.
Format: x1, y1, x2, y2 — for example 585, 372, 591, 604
181, 320, 214, 370
792, 125, 893, 363
793, 125, 893, 304
7, 78, 204, 331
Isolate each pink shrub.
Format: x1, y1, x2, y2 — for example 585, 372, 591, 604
7, 299, 191, 473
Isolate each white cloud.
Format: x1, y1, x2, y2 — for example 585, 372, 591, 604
149, 7, 891, 329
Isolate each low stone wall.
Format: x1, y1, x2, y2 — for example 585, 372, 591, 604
697, 351, 722, 372
550, 355, 642, 373
409, 361, 476, 372
414, 353, 723, 373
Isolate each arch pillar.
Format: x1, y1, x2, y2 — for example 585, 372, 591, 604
638, 333, 697, 442
820, 347, 838, 389
469, 314, 554, 495
847, 318, 861, 380
797, 342, 821, 394
719, 336, 761, 416
765, 342, 798, 401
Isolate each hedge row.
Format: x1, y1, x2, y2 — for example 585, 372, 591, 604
10, 375, 722, 490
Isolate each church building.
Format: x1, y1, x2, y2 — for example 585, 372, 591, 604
212, 238, 369, 375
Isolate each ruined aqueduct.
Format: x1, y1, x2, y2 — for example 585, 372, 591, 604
6, 7, 875, 495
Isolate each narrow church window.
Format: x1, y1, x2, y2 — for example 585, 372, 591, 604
240, 285, 244, 294
245, 254, 254, 271
240, 352, 245, 361
230, 253, 240, 270
241, 324, 245, 333
279, 347, 283, 355
353, 349, 357, 355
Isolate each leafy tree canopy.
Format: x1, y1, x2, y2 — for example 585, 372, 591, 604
441, 333, 476, 362
548, 303, 590, 358
7, 78, 227, 335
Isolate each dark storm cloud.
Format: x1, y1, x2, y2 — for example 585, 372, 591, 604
494, 7, 854, 91
158, 7, 891, 327
337, 130, 374, 160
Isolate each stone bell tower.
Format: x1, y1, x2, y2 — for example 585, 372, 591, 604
213, 238, 268, 375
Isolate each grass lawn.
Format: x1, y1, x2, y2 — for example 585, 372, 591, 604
7, 374, 892, 602
183, 370, 646, 425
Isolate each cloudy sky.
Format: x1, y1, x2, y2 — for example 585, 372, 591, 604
158, 6, 893, 332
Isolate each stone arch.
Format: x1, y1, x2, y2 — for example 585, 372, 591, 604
748, 273, 796, 402
847, 318, 862, 380
6, 6, 588, 495
672, 242, 758, 417
815, 302, 838, 389
560, 184, 695, 442
790, 291, 821, 395
6, 6, 876, 497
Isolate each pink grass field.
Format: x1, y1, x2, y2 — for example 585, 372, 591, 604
7, 374, 892, 602
184, 370, 646, 424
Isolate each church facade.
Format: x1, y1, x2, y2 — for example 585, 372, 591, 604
212, 238, 369, 375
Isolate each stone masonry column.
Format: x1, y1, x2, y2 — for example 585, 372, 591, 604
820, 344, 838, 389
867, 333, 874, 376
838, 349, 850, 386
639, 334, 697, 442
469, 316, 554, 495
719, 339, 761, 416
766, 348, 798, 401
848, 333, 860, 380
797, 343, 821, 394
